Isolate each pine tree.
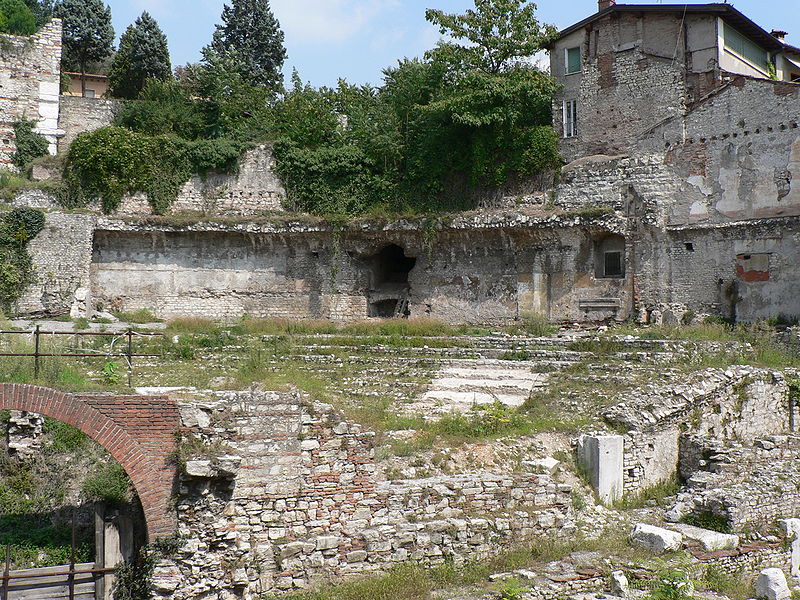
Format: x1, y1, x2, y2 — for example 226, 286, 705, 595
23, 0, 52, 27
206, 0, 286, 91
0, 0, 36, 35
108, 12, 171, 99
53, 0, 113, 95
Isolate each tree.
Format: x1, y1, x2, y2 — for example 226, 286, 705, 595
206, 0, 286, 91
23, 0, 52, 27
425, 0, 557, 74
0, 0, 37, 35
108, 12, 171, 99
53, 0, 113, 95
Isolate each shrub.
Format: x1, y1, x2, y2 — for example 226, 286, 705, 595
0, 207, 44, 312
12, 119, 49, 172
43, 417, 89, 453
0, 0, 36, 35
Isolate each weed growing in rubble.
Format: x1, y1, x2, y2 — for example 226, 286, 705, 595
700, 566, 754, 600
614, 475, 680, 509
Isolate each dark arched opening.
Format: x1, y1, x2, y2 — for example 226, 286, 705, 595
367, 245, 417, 318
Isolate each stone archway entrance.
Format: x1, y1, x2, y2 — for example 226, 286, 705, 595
0, 384, 179, 541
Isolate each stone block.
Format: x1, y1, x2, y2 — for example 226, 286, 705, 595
755, 568, 791, 600
315, 536, 340, 551
578, 434, 624, 505
610, 570, 629, 597
346, 550, 367, 563
184, 460, 213, 478
630, 523, 683, 554
778, 518, 800, 578
669, 523, 739, 551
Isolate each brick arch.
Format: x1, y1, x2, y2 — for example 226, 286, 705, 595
0, 384, 179, 541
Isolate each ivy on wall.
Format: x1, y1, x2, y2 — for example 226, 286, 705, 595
0, 207, 45, 313
63, 127, 243, 214
12, 119, 49, 173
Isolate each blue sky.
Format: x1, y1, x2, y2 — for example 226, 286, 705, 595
104, 0, 799, 88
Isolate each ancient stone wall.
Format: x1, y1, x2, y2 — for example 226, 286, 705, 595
604, 366, 792, 494
642, 77, 800, 226
113, 145, 286, 217
168, 391, 573, 597
57, 96, 120, 151
0, 20, 62, 163
86, 213, 634, 324
16, 211, 96, 317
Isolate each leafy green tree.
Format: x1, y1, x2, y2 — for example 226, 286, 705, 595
206, 0, 286, 91
0, 0, 36, 35
187, 48, 272, 139
425, 0, 557, 74
108, 11, 171, 99
23, 0, 51, 27
53, 0, 114, 95
115, 79, 205, 139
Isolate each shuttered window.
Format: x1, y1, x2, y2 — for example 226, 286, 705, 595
566, 46, 581, 74
723, 22, 769, 72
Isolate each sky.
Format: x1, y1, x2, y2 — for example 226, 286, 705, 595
103, 0, 800, 88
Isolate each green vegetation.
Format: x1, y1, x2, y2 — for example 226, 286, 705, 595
108, 11, 171, 99
112, 308, 161, 323
614, 475, 680, 509
43, 417, 89, 453
11, 119, 49, 173
112, 535, 181, 600
205, 0, 286, 91
54, 0, 114, 93
63, 126, 243, 213
700, 565, 754, 600
82, 461, 130, 505
0, 0, 36, 35
0, 206, 45, 313
52, 0, 561, 217
681, 511, 731, 534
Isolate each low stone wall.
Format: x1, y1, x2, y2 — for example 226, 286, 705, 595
168, 391, 573, 597
602, 366, 793, 495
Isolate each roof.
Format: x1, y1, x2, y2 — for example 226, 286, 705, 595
64, 71, 109, 80
544, 3, 788, 53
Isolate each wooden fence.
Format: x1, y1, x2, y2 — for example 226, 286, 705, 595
1, 562, 107, 600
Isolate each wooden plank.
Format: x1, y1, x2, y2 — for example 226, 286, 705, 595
5, 563, 95, 600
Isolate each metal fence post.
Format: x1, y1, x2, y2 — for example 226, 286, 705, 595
34, 325, 41, 379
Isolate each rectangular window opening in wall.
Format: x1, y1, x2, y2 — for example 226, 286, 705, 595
565, 46, 581, 74
563, 100, 578, 138
722, 22, 769, 73
604, 251, 623, 278
83, 89, 96, 98
685, 243, 694, 252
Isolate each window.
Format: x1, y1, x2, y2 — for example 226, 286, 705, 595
83, 89, 96, 98
565, 46, 581, 74
563, 100, 578, 138
595, 235, 626, 279
723, 22, 769, 72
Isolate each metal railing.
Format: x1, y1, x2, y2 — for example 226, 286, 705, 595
0, 326, 163, 386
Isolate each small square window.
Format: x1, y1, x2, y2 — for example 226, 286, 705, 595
83, 89, 96, 98
604, 251, 623, 277
565, 46, 581, 74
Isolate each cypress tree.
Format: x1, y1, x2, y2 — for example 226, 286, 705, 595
206, 0, 287, 91
108, 12, 171, 99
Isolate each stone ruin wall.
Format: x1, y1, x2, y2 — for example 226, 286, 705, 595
15, 211, 96, 317
0, 19, 62, 162
112, 145, 286, 217
86, 214, 634, 325
163, 390, 573, 598
602, 366, 794, 495
57, 95, 120, 151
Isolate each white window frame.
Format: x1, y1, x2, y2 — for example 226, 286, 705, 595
565, 46, 581, 74
562, 100, 578, 138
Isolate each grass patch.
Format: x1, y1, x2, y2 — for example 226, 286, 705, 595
43, 418, 90, 453
112, 308, 162, 324
699, 566, 753, 600
82, 461, 130, 506
614, 475, 680, 509
681, 511, 731, 534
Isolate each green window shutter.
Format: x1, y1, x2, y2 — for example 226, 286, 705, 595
567, 47, 581, 73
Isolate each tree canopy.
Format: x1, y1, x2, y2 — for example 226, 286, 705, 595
54, 0, 114, 92
0, 0, 36, 35
23, 0, 51, 27
425, 0, 557, 74
206, 0, 286, 91
108, 11, 171, 99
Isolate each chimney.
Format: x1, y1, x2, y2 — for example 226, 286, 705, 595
599, 0, 616, 11
771, 29, 787, 41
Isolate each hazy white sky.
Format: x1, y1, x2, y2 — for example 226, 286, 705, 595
103, 0, 800, 88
